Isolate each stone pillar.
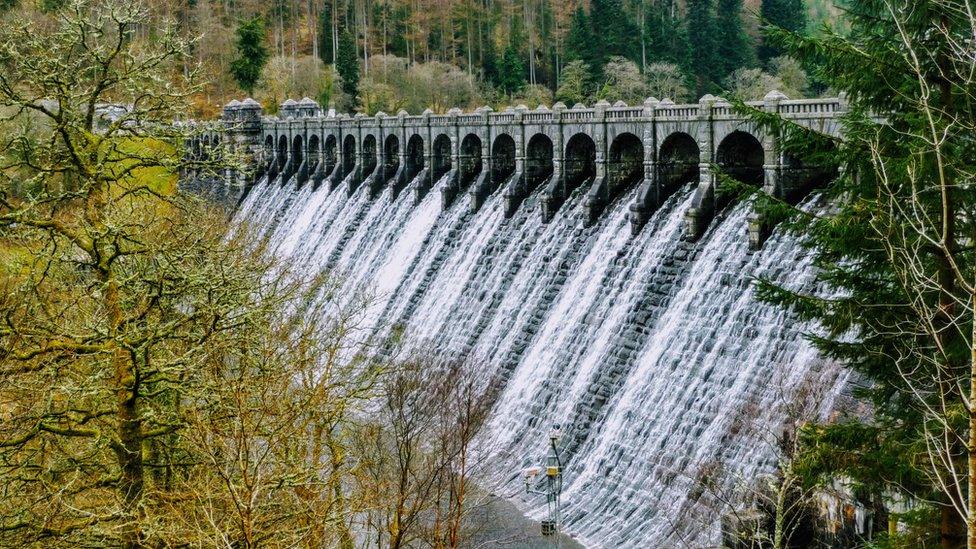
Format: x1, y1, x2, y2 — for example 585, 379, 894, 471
541, 102, 565, 223
584, 99, 610, 225
629, 97, 659, 234
685, 94, 718, 240
502, 106, 528, 218
749, 89, 788, 249
412, 109, 434, 204
469, 106, 493, 212
348, 113, 365, 195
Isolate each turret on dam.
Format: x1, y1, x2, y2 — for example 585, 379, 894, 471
193, 92, 844, 248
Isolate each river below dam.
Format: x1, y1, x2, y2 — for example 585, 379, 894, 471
230, 171, 849, 547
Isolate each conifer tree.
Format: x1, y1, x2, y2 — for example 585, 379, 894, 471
498, 41, 525, 96
336, 28, 359, 101
715, 0, 755, 78
590, 0, 640, 66
752, 0, 976, 544
230, 16, 269, 96
564, 6, 598, 71
758, 0, 806, 62
686, 0, 719, 96
645, 0, 691, 71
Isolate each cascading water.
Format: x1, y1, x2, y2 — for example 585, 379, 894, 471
231, 171, 848, 547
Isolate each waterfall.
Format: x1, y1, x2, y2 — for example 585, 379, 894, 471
231, 173, 848, 547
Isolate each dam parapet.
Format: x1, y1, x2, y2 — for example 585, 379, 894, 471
189, 92, 846, 247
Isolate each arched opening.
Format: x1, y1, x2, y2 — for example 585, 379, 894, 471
264, 135, 274, 168
564, 133, 596, 194
406, 134, 424, 180
291, 134, 304, 172
276, 135, 287, 170
308, 135, 320, 172
716, 131, 763, 186
607, 132, 643, 201
384, 134, 400, 177
342, 134, 356, 175
324, 135, 338, 174
432, 134, 452, 181
362, 134, 377, 177
525, 133, 554, 193
491, 134, 516, 185
459, 134, 482, 186
658, 132, 699, 189
780, 141, 839, 202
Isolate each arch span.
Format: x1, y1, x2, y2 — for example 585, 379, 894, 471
565, 133, 596, 196
291, 134, 305, 185
342, 134, 356, 176
323, 135, 338, 174
459, 134, 482, 187
384, 134, 400, 178
406, 134, 424, 180
659, 132, 699, 187
361, 134, 377, 178
491, 134, 516, 185
716, 131, 763, 186
526, 134, 554, 193
432, 134, 452, 182
607, 133, 643, 201
504, 133, 552, 217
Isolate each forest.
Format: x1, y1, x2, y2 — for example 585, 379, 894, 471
13, 0, 830, 116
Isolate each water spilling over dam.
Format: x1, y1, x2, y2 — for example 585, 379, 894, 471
200, 95, 850, 546
230, 176, 845, 547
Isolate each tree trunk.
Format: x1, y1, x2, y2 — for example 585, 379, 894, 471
969, 296, 976, 549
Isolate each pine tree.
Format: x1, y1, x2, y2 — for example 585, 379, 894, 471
645, 0, 691, 71
752, 0, 976, 544
230, 16, 269, 96
590, 0, 640, 66
482, 34, 500, 87
498, 41, 525, 96
758, 0, 806, 62
336, 28, 359, 100
715, 0, 755, 78
686, 0, 719, 96
564, 6, 598, 70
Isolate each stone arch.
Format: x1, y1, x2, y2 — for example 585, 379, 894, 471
459, 133, 482, 186
308, 135, 320, 172
291, 134, 304, 172
264, 135, 274, 167
362, 134, 377, 177
564, 133, 596, 195
384, 134, 400, 177
716, 130, 763, 186
780, 140, 839, 202
324, 135, 338, 173
276, 135, 288, 171
432, 133, 452, 181
525, 133, 554, 194
491, 134, 516, 185
658, 132, 699, 189
342, 134, 356, 175
406, 134, 424, 180
607, 132, 643, 201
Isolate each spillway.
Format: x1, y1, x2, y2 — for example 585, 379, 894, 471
230, 172, 848, 547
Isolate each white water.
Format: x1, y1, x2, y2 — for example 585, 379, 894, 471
231, 173, 848, 547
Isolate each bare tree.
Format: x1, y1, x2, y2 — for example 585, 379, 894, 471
350, 355, 497, 549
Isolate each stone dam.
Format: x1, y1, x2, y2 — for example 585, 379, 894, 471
188, 93, 852, 547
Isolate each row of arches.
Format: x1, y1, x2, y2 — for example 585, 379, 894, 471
261, 129, 768, 208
